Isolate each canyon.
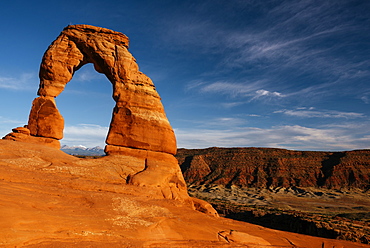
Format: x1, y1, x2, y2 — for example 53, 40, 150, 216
177, 147, 370, 189
176, 147, 370, 244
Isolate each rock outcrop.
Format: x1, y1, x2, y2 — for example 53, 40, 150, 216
3, 25, 192, 204
5, 24, 176, 155
3, 126, 61, 149
27, 96, 64, 140
176, 147, 370, 189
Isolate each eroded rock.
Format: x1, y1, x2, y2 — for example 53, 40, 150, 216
27, 96, 64, 140
40, 24, 176, 155
177, 147, 370, 189
3, 126, 60, 149
6, 24, 176, 154
2, 25, 202, 207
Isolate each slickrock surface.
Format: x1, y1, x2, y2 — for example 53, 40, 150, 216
1, 140, 368, 247
5, 24, 176, 154
177, 147, 370, 189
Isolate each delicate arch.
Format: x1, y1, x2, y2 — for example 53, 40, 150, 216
26, 25, 176, 155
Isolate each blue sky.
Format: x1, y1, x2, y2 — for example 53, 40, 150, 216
1, 0, 369, 151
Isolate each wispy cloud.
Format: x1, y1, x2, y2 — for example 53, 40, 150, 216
274, 108, 366, 119
0, 73, 37, 91
184, 80, 208, 92
0, 116, 27, 139
175, 122, 370, 151
250, 89, 285, 101
199, 81, 263, 97
0, 116, 25, 124
166, 0, 370, 100
62, 124, 109, 147
361, 93, 370, 104
191, 81, 284, 103
211, 117, 247, 127
73, 64, 105, 82
220, 101, 247, 108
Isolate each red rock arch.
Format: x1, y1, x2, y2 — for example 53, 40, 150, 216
12, 25, 176, 155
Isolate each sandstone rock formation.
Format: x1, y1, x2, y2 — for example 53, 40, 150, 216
5, 24, 176, 155
27, 96, 64, 140
3, 24, 191, 204
3, 126, 61, 149
177, 147, 370, 189
0, 139, 367, 247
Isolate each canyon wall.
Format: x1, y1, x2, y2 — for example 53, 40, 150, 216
176, 147, 370, 189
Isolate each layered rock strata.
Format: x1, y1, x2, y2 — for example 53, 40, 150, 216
177, 147, 370, 189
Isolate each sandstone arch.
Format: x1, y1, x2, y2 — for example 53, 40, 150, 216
13, 25, 177, 155
3, 24, 219, 212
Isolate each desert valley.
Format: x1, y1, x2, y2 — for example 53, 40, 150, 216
177, 147, 370, 244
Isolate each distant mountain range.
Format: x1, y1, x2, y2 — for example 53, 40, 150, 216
61, 145, 105, 156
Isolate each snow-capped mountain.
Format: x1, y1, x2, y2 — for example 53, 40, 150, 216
61, 145, 105, 156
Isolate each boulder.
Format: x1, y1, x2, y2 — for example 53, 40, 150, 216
27, 96, 64, 140
3, 126, 60, 149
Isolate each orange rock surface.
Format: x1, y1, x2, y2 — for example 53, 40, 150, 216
0, 140, 368, 247
2, 24, 213, 223
27, 96, 64, 140
3, 126, 61, 149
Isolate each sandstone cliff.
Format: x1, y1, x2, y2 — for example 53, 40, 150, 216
176, 147, 370, 189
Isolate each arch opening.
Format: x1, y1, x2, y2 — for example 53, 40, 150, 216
57, 63, 114, 149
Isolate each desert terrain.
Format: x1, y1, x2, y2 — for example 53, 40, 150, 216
1, 139, 369, 247
1, 24, 369, 247
188, 184, 370, 243
177, 147, 370, 244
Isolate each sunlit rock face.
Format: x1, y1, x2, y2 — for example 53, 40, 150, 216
38, 24, 176, 155
27, 96, 64, 141
3, 25, 190, 202
5, 24, 176, 154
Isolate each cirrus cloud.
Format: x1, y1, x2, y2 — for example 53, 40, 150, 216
175, 122, 370, 151
0, 73, 37, 91
274, 108, 366, 119
191, 81, 284, 102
